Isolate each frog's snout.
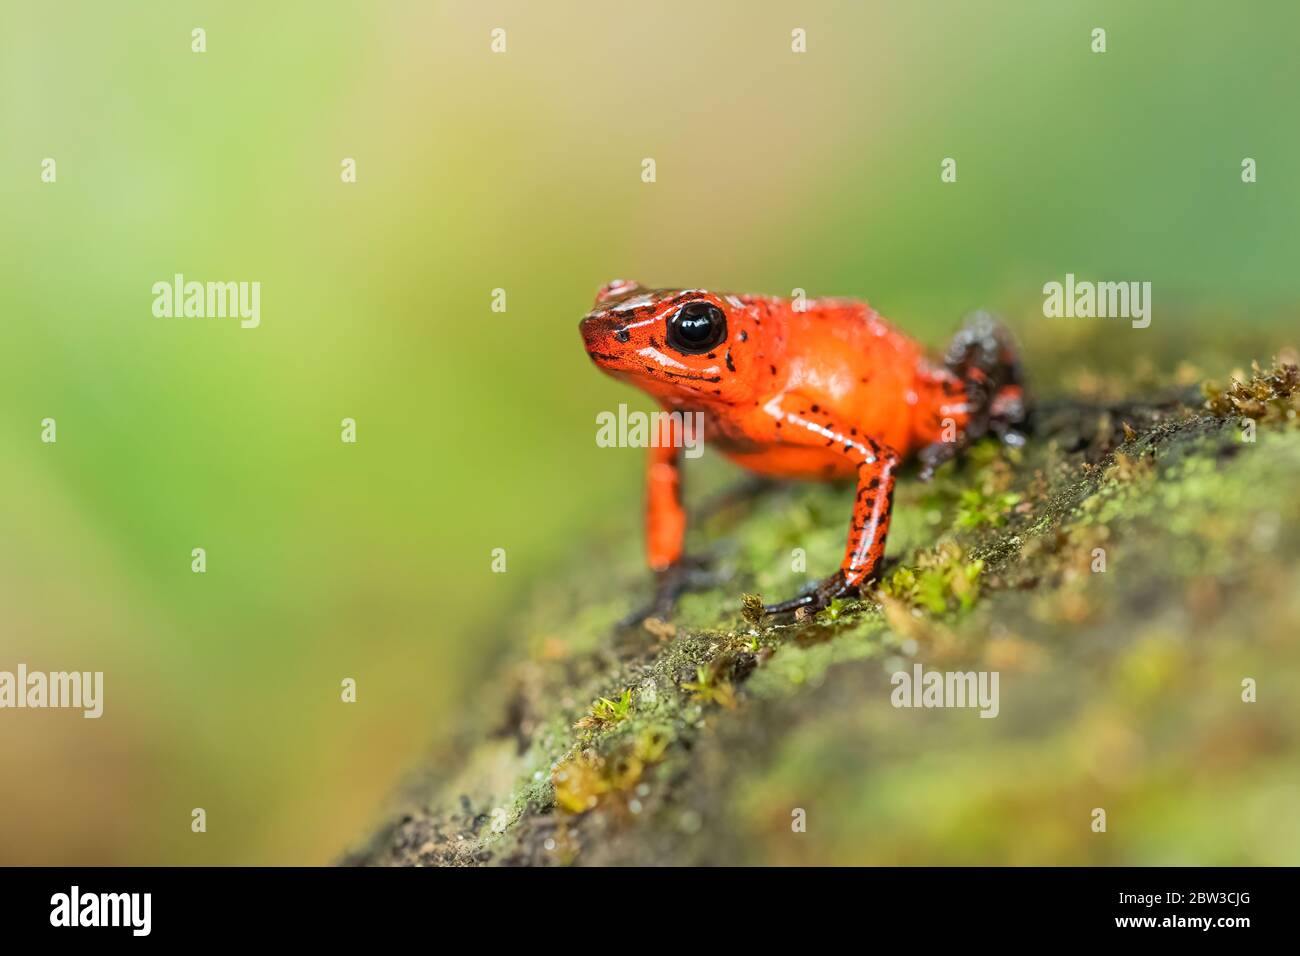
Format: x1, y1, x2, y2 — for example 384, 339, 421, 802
580, 314, 630, 360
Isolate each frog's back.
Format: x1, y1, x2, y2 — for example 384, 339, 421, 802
775, 298, 930, 455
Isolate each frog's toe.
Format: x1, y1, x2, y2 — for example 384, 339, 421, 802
618, 557, 717, 628
616, 601, 660, 630
764, 570, 857, 617
763, 590, 821, 615
988, 386, 1032, 446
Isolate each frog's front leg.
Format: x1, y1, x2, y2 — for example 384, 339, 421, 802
645, 432, 686, 574
766, 445, 899, 615
619, 419, 713, 626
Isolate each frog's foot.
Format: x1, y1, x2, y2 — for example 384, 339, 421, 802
988, 384, 1031, 448
618, 555, 716, 628
763, 569, 859, 617
916, 438, 962, 482
918, 380, 1030, 481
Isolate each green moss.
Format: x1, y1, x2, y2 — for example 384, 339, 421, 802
880, 542, 983, 616
955, 488, 1022, 529
574, 688, 633, 732
348, 344, 1300, 867
681, 663, 738, 710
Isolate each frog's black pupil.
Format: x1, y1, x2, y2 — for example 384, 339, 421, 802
679, 311, 712, 342
669, 302, 726, 354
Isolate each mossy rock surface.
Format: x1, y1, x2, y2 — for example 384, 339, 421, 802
348, 333, 1300, 866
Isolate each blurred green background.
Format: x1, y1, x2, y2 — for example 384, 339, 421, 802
1, 1, 1296, 864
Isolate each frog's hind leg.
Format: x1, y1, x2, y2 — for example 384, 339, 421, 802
918, 311, 1030, 479
944, 310, 1029, 436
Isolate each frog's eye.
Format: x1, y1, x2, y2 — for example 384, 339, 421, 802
667, 302, 727, 354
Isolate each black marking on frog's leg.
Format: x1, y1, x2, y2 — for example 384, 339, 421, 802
758, 419, 896, 618
764, 569, 858, 616
618, 555, 718, 628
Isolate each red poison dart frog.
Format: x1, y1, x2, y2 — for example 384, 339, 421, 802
580, 281, 1028, 617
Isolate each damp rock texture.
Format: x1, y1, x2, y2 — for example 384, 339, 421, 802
348, 327, 1299, 866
